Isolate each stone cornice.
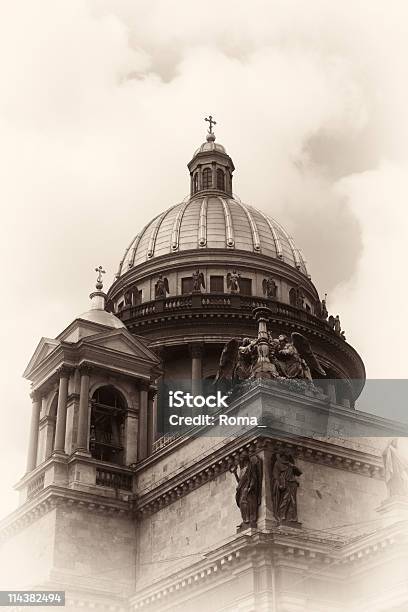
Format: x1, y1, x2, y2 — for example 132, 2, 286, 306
29, 343, 157, 393
129, 525, 408, 609
0, 486, 131, 544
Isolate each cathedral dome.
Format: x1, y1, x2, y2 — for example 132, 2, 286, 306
117, 198, 308, 277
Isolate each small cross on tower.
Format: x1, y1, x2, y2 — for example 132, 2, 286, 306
205, 115, 217, 134
95, 265, 106, 289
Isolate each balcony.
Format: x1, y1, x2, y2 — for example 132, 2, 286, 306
117, 293, 336, 337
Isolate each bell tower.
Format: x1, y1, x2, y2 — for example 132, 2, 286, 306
0, 270, 160, 596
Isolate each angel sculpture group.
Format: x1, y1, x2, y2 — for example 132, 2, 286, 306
215, 331, 325, 388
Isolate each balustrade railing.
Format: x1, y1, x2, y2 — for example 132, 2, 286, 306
27, 472, 45, 499
95, 467, 132, 491
152, 432, 180, 453
118, 293, 334, 334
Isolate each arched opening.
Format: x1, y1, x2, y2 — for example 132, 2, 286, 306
289, 288, 297, 306
90, 385, 127, 465
216, 168, 225, 191
193, 173, 199, 193
202, 168, 212, 189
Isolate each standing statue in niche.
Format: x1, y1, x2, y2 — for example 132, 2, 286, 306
231, 452, 262, 530
192, 269, 205, 292
155, 274, 169, 298
262, 276, 278, 298
227, 270, 241, 293
271, 450, 302, 524
382, 439, 408, 498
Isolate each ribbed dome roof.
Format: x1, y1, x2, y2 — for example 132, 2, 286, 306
194, 140, 226, 155
117, 197, 308, 277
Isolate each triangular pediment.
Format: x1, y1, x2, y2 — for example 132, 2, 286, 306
78, 328, 160, 364
23, 337, 60, 379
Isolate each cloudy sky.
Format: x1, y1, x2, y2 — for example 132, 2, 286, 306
0, 0, 407, 516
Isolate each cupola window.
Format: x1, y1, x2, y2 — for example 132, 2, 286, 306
217, 168, 225, 191
289, 288, 297, 306
193, 173, 199, 193
202, 168, 212, 189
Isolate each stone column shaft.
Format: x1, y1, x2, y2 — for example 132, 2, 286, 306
138, 384, 149, 461
211, 162, 216, 188
77, 367, 91, 452
147, 392, 156, 455
54, 369, 70, 453
190, 344, 203, 397
26, 392, 41, 472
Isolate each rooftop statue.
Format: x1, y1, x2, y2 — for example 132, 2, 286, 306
215, 328, 325, 388
155, 274, 169, 299
262, 276, 277, 298
227, 270, 240, 294
382, 439, 408, 498
192, 269, 205, 292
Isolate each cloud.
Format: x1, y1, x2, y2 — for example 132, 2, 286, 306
1, 0, 408, 516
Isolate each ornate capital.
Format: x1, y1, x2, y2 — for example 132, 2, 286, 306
139, 381, 150, 392
56, 365, 73, 378
78, 363, 92, 376
30, 389, 41, 403
189, 343, 204, 358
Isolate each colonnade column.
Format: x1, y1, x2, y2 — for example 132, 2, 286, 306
26, 391, 41, 472
147, 390, 156, 456
138, 382, 149, 461
76, 364, 91, 453
53, 367, 70, 454
190, 344, 203, 397
211, 162, 216, 188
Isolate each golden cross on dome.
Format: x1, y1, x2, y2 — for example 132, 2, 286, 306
95, 265, 105, 288
205, 115, 217, 134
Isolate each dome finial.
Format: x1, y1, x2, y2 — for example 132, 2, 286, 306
90, 266, 107, 311
95, 265, 106, 290
204, 115, 217, 142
